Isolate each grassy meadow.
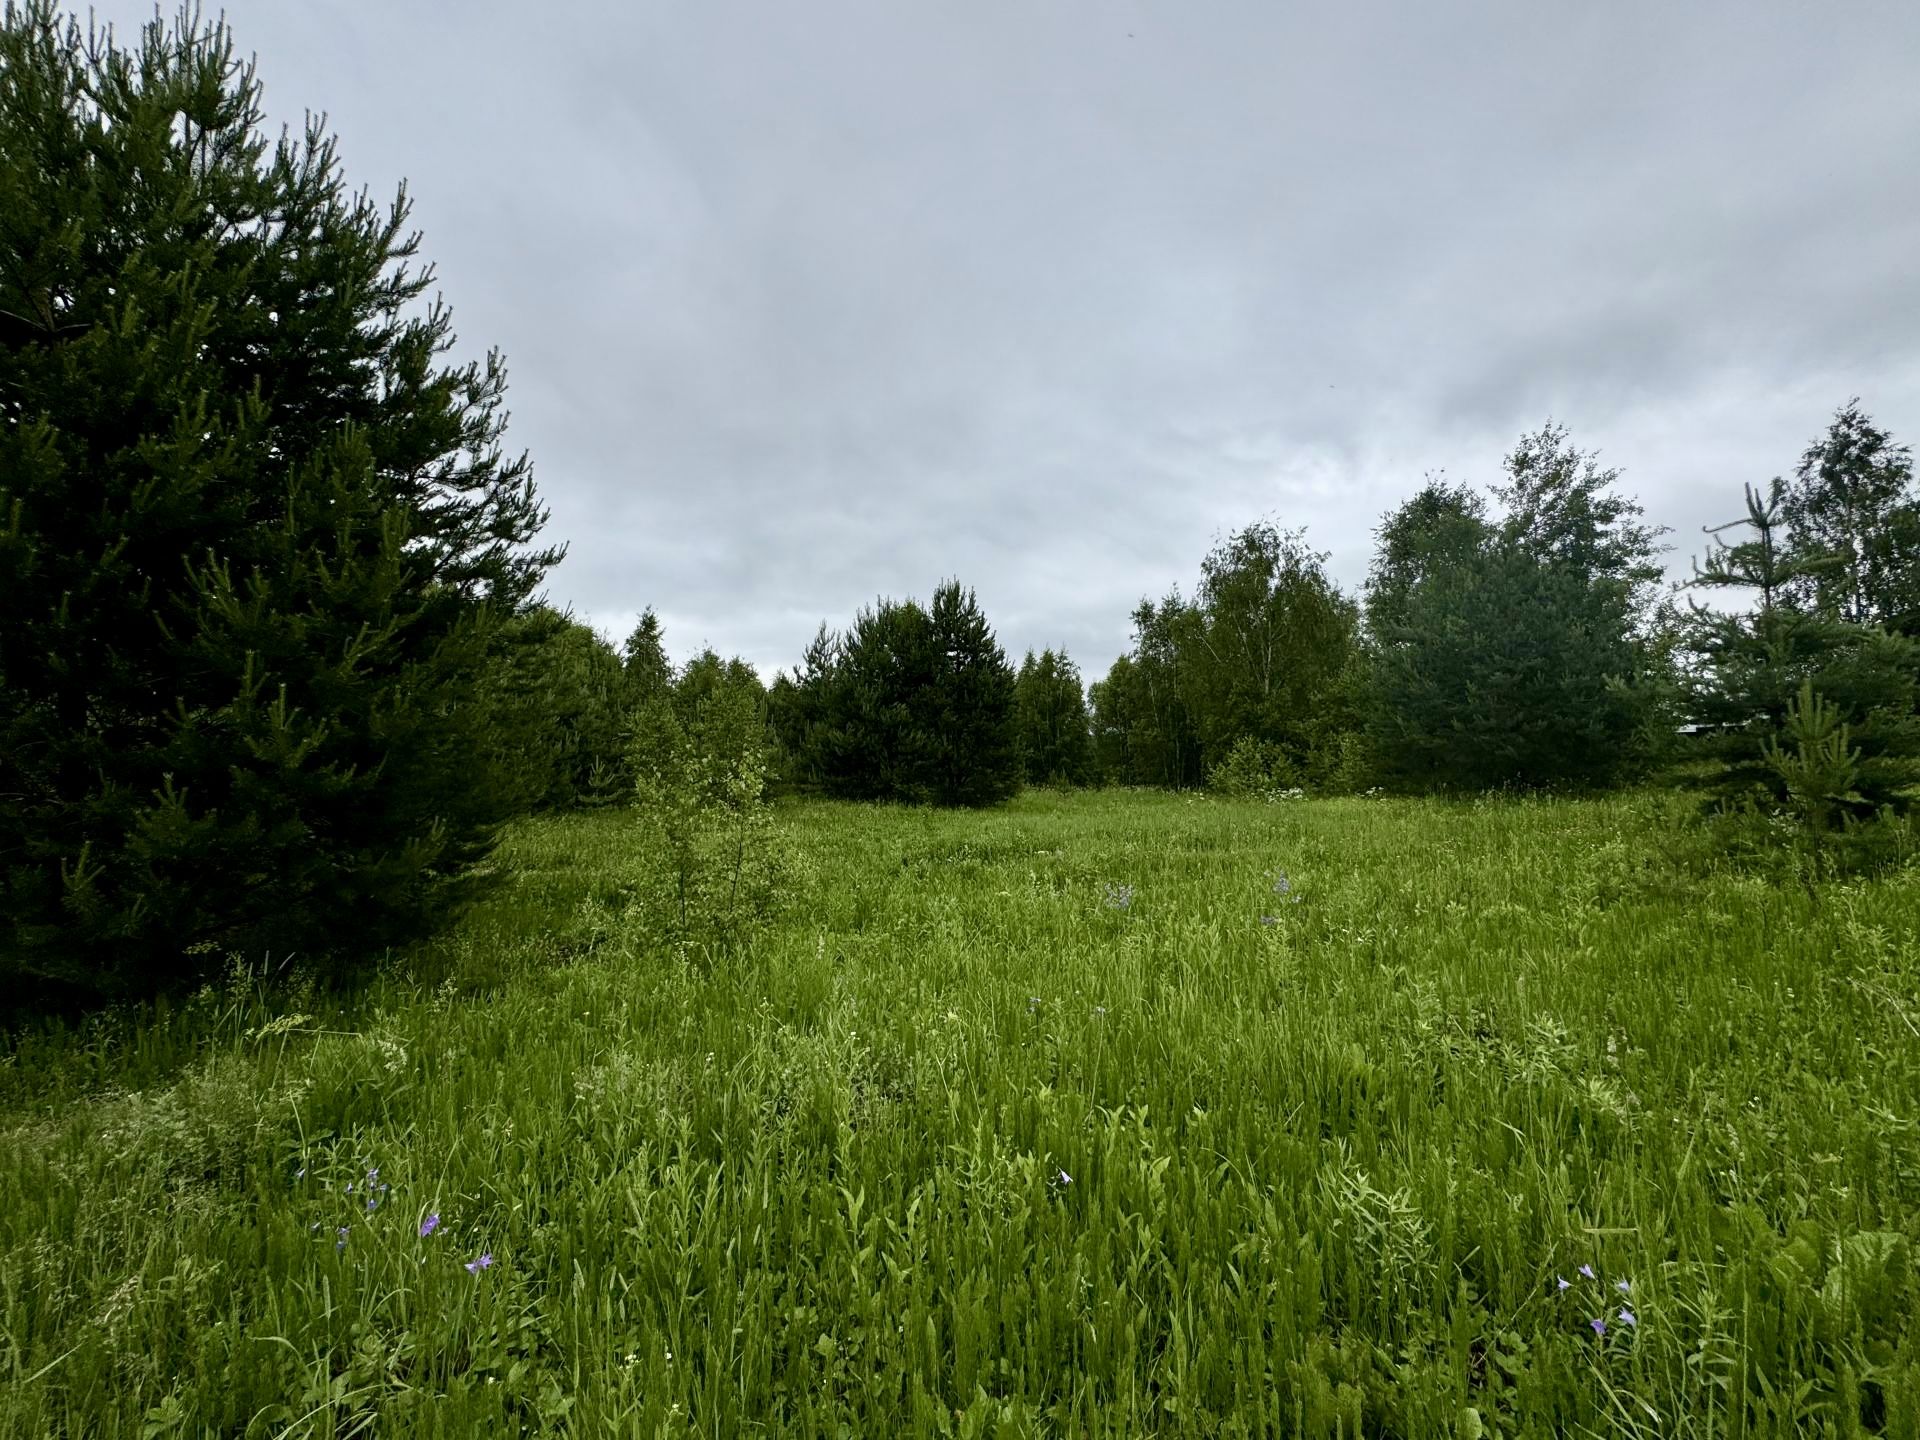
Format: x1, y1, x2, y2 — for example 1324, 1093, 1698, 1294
3, 789, 1919, 1436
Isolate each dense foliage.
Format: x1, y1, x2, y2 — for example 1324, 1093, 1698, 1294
1012, 649, 1094, 787
482, 610, 631, 811
627, 643, 787, 952
4, 2, 1915, 1006
1091, 525, 1358, 791
1360, 426, 1671, 792
769, 581, 1020, 806
1681, 432, 1920, 855
0, 5, 557, 1000
2, 7, 1919, 1434
1090, 608, 1202, 789
1779, 400, 1920, 631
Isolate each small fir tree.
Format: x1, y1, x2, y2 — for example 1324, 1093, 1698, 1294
1763, 681, 1864, 836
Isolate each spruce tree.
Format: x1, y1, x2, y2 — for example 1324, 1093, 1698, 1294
834, 597, 940, 802
767, 623, 840, 793
621, 609, 674, 708
0, 6, 558, 998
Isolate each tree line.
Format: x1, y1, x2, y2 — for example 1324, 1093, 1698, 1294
4, 5, 1916, 1004
450, 399, 1920, 862
557, 400, 1920, 818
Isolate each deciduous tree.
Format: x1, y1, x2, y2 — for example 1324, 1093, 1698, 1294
1780, 400, 1920, 631
1361, 427, 1669, 791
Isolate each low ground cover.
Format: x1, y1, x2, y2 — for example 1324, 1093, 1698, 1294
2, 790, 1917, 1436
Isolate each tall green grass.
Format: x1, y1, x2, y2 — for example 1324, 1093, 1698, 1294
2, 790, 1917, 1436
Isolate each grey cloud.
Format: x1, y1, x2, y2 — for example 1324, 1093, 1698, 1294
88, 0, 1920, 675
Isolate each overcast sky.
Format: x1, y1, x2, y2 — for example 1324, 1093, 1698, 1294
98, 1, 1920, 678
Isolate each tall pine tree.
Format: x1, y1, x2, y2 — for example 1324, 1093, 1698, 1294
0, 6, 558, 998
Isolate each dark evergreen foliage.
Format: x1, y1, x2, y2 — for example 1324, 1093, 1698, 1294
620, 609, 674, 707
1683, 478, 1920, 824
483, 611, 629, 810
766, 624, 839, 794
1365, 545, 1667, 790
1363, 479, 1491, 637
0, 6, 558, 998
768, 582, 1018, 806
832, 597, 941, 802
924, 581, 1020, 806
1013, 649, 1093, 787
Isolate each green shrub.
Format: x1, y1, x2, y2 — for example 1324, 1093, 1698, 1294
1206, 735, 1302, 801
629, 683, 795, 955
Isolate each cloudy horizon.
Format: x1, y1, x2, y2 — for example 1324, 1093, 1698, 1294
91, 0, 1920, 677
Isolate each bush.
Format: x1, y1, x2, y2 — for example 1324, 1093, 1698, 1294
629, 671, 794, 954
1207, 736, 1302, 801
